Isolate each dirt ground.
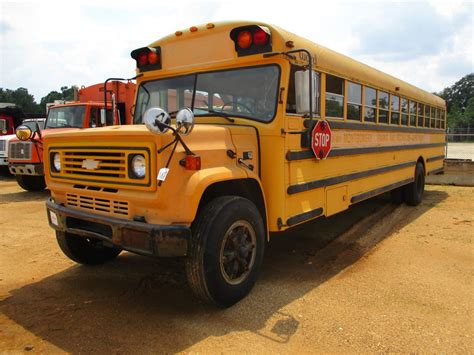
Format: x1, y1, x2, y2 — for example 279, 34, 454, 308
0, 174, 473, 353
447, 142, 474, 160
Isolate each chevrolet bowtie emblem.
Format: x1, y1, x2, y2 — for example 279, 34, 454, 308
82, 159, 99, 170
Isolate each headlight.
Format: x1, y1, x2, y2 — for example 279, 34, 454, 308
131, 155, 146, 178
53, 153, 61, 172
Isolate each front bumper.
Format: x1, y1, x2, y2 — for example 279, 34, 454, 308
0, 156, 7, 166
9, 163, 44, 176
46, 198, 191, 257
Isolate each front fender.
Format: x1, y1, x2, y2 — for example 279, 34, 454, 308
181, 166, 249, 220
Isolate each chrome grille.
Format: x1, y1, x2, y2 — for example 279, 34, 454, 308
9, 141, 32, 160
66, 193, 129, 216
0, 140, 5, 153
63, 151, 127, 179
49, 146, 152, 189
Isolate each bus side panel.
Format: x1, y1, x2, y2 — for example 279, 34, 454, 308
283, 128, 445, 228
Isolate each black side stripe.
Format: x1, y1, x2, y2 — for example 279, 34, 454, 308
286, 207, 323, 227
428, 167, 444, 175
426, 155, 445, 163
351, 178, 413, 204
288, 161, 416, 195
287, 142, 446, 161
305, 119, 445, 135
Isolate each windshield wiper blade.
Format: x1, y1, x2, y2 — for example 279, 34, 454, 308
195, 108, 235, 123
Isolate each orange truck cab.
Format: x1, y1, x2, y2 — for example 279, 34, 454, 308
8, 81, 136, 191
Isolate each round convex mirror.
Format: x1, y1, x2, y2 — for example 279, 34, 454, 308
15, 125, 33, 141
143, 107, 171, 134
176, 108, 195, 136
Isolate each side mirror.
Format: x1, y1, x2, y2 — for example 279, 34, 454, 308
176, 108, 195, 136
100, 109, 106, 126
143, 107, 171, 135
15, 125, 33, 141
295, 70, 318, 114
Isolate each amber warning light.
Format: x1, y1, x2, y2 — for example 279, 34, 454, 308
131, 46, 161, 71
230, 25, 272, 57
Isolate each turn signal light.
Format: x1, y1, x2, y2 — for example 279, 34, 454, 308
230, 25, 272, 56
237, 31, 252, 49
138, 52, 148, 66
180, 155, 201, 170
253, 29, 269, 46
148, 51, 159, 65
130, 46, 162, 71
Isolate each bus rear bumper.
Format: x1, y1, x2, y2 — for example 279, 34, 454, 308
46, 198, 191, 257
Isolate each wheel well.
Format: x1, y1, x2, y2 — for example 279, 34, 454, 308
417, 156, 426, 175
198, 179, 267, 233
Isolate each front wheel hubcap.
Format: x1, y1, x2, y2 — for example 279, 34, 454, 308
220, 220, 257, 285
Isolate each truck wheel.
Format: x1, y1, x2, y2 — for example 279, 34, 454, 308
403, 162, 425, 206
56, 231, 121, 265
15, 175, 46, 191
186, 196, 265, 307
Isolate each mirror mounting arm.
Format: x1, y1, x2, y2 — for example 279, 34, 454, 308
155, 119, 196, 156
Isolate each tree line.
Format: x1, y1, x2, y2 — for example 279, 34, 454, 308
436, 73, 474, 130
1, 74, 472, 129
0, 86, 77, 114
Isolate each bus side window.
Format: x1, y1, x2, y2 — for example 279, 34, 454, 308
347, 82, 362, 121
401, 98, 409, 125
325, 74, 344, 118
364, 86, 376, 122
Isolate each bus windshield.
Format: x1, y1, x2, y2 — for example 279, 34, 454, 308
134, 65, 280, 124
46, 105, 86, 129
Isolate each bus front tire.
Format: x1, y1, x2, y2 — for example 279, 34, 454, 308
16, 175, 46, 191
186, 196, 265, 307
403, 162, 425, 206
56, 231, 121, 265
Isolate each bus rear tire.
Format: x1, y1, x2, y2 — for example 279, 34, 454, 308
15, 175, 46, 191
56, 231, 121, 265
185, 196, 265, 307
403, 162, 425, 206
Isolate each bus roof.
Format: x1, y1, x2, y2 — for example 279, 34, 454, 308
148, 21, 445, 108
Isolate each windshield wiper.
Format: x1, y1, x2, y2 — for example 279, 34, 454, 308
194, 108, 235, 123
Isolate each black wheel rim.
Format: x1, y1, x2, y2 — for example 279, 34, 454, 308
219, 220, 257, 285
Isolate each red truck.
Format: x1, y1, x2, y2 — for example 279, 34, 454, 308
0, 103, 29, 169
8, 81, 136, 191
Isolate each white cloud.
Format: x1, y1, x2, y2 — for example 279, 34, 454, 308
0, 0, 472, 102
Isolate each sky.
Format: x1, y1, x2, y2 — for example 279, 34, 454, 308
0, 0, 472, 103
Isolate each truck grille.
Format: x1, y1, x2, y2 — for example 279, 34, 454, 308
66, 193, 129, 217
63, 151, 127, 179
49, 146, 153, 189
0, 140, 5, 153
9, 142, 32, 160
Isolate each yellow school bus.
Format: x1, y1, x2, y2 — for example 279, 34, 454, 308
42, 21, 446, 307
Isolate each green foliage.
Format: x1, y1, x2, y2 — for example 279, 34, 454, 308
0, 87, 41, 113
0, 86, 78, 114
437, 73, 474, 129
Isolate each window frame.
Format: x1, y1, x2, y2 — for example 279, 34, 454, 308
378, 90, 389, 124
346, 81, 362, 121
325, 74, 345, 119
363, 86, 377, 123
